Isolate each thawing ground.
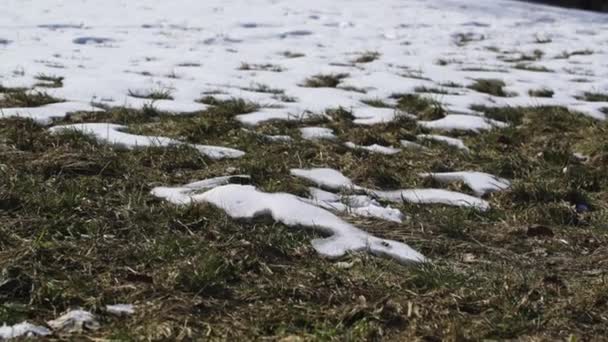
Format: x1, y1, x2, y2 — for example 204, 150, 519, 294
1, 0, 608, 340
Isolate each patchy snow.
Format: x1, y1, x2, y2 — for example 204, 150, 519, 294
106, 304, 135, 316
292, 167, 496, 211
1, 0, 607, 124
49, 123, 245, 159
418, 115, 508, 132
47, 310, 99, 333
307, 187, 404, 223
152, 182, 426, 264
151, 175, 251, 205
420, 171, 511, 197
300, 127, 336, 141
0, 322, 51, 339
344, 142, 401, 155
290, 168, 358, 191
372, 188, 490, 211
0, 102, 103, 125
400, 140, 426, 150
417, 134, 470, 152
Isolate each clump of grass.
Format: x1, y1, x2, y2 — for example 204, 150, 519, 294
0, 84, 27, 93
400, 70, 431, 81
238, 63, 285, 72
360, 98, 393, 108
439, 81, 463, 88
301, 73, 349, 88
128, 88, 174, 100
338, 85, 367, 94
528, 88, 554, 98
352, 51, 381, 64
241, 83, 285, 95
471, 105, 526, 125
556, 49, 594, 59
575, 92, 608, 102
501, 49, 544, 62
414, 86, 455, 95
326, 106, 355, 122
391, 93, 446, 120
0, 90, 62, 108
453, 32, 485, 46
468, 79, 516, 97
197, 96, 260, 114
34, 74, 64, 88
272, 94, 297, 103
281, 51, 305, 58
514, 63, 553, 73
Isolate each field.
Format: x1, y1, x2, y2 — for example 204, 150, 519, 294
1, 0, 608, 340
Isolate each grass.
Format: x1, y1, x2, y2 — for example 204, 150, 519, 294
281, 51, 305, 58
529, 88, 555, 98
556, 50, 594, 59
34, 74, 64, 88
391, 93, 446, 121
0, 99, 607, 340
238, 63, 285, 72
128, 88, 174, 100
468, 79, 516, 97
301, 73, 349, 88
241, 83, 285, 95
0, 90, 62, 108
414, 86, 458, 95
575, 92, 608, 102
352, 51, 381, 64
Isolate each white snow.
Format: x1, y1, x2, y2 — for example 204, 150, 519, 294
292, 167, 496, 211
49, 123, 245, 159
0, 322, 51, 339
47, 310, 99, 333
307, 187, 404, 223
1, 0, 606, 126
418, 115, 508, 132
290, 168, 358, 191
152, 182, 426, 264
372, 189, 490, 211
0, 102, 103, 125
344, 142, 401, 155
300, 127, 336, 141
420, 171, 511, 197
106, 304, 135, 316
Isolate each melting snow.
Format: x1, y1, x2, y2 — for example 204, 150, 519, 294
106, 304, 135, 316
152, 182, 426, 264
300, 127, 336, 141
344, 142, 401, 155
47, 310, 99, 333
372, 189, 490, 211
418, 115, 507, 132
420, 171, 511, 197
49, 123, 245, 159
0, 322, 51, 339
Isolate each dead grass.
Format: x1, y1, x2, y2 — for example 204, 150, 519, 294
0, 100, 607, 340
468, 79, 516, 97
301, 73, 349, 88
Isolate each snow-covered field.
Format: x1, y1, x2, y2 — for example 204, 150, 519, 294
1, 0, 608, 124
1, 1, 608, 339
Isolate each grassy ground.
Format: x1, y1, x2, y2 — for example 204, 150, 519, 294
1, 90, 607, 340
